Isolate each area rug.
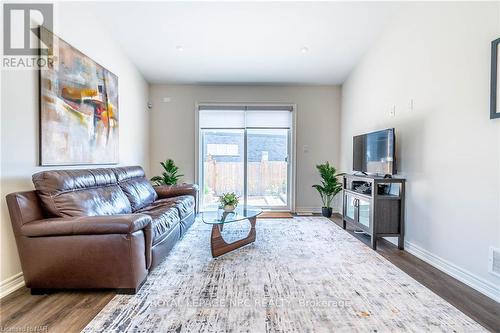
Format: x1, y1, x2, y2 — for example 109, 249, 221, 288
83, 217, 484, 332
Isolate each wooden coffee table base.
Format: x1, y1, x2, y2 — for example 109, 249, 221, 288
210, 217, 257, 257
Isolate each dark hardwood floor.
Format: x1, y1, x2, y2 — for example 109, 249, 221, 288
1, 214, 499, 332
329, 214, 500, 333
0, 289, 114, 332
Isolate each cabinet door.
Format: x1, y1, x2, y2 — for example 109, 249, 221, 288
344, 194, 356, 221
358, 197, 370, 228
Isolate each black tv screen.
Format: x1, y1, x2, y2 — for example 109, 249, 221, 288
353, 128, 396, 175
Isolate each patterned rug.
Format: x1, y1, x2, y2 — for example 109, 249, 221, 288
83, 217, 484, 332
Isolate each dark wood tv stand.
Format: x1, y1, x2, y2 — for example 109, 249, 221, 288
342, 174, 406, 250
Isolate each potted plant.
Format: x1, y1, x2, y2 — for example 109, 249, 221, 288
312, 162, 343, 218
151, 159, 184, 186
219, 192, 239, 212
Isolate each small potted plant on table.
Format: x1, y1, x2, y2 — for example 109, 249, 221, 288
219, 192, 239, 212
312, 162, 343, 218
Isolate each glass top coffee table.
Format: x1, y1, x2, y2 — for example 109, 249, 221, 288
201, 206, 262, 257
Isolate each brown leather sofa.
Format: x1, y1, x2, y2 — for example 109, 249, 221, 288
5, 166, 198, 294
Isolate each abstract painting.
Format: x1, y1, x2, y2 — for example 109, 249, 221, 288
491, 37, 500, 119
39, 27, 119, 165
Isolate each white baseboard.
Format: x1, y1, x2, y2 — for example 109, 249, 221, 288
295, 207, 341, 214
295, 207, 321, 214
405, 241, 500, 303
0, 272, 25, 299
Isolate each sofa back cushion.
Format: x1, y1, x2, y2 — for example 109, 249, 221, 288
113, 166, 157, 211
32, 168, 132, 217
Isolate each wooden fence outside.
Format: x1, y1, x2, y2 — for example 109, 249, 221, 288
204, 161, 287, 196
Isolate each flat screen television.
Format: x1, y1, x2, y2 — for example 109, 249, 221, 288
353, 128, 396, 175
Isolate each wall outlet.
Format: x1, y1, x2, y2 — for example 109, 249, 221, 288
162, 97, 172, 103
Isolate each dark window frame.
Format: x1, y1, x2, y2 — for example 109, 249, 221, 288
491, 38, 500, 119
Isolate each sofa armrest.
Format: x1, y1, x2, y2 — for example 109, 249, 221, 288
154, 183, 199, 199
21, 214, 152, 237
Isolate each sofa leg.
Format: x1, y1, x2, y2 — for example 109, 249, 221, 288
116, 277, 147, 295
116, 288, 138, 295
31, 288, 52, 295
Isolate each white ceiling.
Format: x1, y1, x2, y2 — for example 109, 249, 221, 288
92, 2, 398, 84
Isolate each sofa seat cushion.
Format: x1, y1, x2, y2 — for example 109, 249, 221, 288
137, 202, 180, 245
155, 195, 195, 219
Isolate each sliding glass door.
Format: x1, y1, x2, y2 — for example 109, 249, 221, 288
201, 129, 245, 210
199, 106, 293, 211
247, 128, 289, 208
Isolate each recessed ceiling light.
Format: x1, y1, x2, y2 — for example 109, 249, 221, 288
176, 45, 184, 52
300, 46, 309, 53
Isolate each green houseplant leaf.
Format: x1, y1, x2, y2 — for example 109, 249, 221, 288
219, 192, 239, 207
151, 159, 184, 186
312, 162, 344, 208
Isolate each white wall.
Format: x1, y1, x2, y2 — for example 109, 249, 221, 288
0, 2, 150, 291
149, 85, 341, 212
340, 2, 500, 300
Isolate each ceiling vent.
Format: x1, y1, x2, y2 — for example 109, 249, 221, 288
489, 247, 500, 277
